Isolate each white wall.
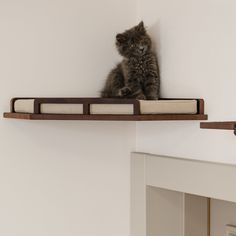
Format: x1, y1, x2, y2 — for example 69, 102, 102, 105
136, 0, 236, 164
0, 1, 136, 236
1, 0, 236, 235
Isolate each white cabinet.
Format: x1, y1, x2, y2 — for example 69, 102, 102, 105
131, 153, 236, 236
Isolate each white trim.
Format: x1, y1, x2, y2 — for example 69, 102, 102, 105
131, 153, 146, 236
183, 193, 186, 236
134, 152, 236, 203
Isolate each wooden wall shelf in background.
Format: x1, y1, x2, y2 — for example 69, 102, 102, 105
3, 97, 207, 121
200, 122, 236, 135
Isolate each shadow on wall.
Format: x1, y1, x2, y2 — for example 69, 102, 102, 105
148, 21, 163, 96
148, 21, 161, 59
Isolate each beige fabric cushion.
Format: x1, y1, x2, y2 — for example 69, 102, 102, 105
14, 99, 35, 113
139, 100, 197, 114
90, 104, 133, 115
41, 104, 83, 114
14, 99, 83, 114
14, 99, 197, 115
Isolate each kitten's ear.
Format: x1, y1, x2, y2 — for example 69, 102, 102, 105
136, 21, 146, 33
116, 34, 126, 43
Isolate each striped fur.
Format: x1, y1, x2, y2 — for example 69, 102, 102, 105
101, 21, 160, 100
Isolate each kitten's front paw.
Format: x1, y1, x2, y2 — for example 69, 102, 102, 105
119, 87, 131, 97
136, 94, 146, 100
146, 95, 158, 100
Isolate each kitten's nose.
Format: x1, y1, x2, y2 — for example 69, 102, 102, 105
139, 45, 146, 53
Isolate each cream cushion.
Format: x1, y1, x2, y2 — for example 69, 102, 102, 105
14, 99, 35, 113
90, 104, 133, 115
14, 99, 83, 114
14, 99, 197, 115
139, 100, 197, 114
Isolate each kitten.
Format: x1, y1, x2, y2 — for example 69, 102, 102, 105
101, 21, 160, 100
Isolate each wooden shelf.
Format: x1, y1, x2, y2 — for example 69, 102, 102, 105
3, 97, 207, 121
3, 112, 207, 121
200, 122, 236, 135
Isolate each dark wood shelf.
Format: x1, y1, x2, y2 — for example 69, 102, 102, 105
3, 112, 207, 121
3, 97, 207, 121
200, 122, 236, 135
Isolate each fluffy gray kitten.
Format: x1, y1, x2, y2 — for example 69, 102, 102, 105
101, 21, 160, 100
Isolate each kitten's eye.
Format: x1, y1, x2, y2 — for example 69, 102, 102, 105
130, 44, 134, 48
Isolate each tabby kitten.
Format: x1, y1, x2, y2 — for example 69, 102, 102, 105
101, 21, 160, 100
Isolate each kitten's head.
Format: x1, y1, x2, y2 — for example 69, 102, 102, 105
116, 21, 152, 58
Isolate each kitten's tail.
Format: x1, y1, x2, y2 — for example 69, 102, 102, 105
100, 90, 109, 98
